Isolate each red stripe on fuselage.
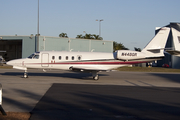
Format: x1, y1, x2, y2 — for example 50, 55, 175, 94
29, 61, 149, 65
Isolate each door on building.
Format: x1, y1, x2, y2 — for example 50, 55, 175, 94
0, 40, 22, 61
41, 53, 49, 67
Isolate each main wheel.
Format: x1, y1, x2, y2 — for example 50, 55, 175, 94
93, 75, 99, 80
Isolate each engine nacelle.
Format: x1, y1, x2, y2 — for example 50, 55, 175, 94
114, 50, 146, 60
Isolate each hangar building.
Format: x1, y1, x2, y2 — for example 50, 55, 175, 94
157, 22, 180, 69
0, 35, 113, 61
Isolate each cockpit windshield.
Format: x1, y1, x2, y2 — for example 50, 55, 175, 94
28, 54, 39, 59
28, 54, 35, 59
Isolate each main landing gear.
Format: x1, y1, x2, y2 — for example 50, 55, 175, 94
92, 71, 99, 80
23, 70, 28, 78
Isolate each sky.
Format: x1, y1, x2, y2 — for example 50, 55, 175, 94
1, 0, 180, 50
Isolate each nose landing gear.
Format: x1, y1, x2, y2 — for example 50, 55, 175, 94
23, 70, 28, 78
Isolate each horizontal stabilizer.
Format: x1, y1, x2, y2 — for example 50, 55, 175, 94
147, 48, 164, 51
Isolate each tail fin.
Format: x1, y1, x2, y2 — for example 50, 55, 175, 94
141, 27, 170, 58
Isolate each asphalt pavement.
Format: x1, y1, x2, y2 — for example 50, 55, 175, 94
0, 69, 180, 120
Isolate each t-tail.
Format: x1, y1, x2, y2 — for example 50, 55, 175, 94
141, 27, 170, 58
114, 27, 170, 61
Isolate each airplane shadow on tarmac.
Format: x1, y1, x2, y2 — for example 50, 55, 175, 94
2, 83, 180, 120
29, 84, 180, 120
1, 72, 108, 80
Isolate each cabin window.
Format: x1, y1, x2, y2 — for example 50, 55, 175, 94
78, 56, 81, 60
66, 56, 68, 60
72, 56, 74, 60
52, 56, 55, 60
33, 55, 39, 59
59, 56, 61, 60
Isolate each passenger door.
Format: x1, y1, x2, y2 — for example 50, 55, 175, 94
41, 53, 49, 67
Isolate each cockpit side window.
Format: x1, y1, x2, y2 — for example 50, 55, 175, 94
28, 54, 39, 59
33, 55, 39, 59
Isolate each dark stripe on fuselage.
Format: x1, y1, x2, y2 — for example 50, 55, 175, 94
27, 57, 163, 65
29, 60, 150, 65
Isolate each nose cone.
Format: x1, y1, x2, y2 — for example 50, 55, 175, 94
7, 59, 23, 66
6, 60, 14, 66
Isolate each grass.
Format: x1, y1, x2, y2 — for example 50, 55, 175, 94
0, 112, 30, 120
0, 65, 12, 69
117, 66, 180, 73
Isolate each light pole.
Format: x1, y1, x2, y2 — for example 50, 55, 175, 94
37, 0, 39, 52
96, 19, 103, 37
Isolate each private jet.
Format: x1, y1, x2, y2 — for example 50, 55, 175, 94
7, 27, 170, 80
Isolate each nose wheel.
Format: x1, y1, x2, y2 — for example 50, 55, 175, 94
23, 70, 28, 78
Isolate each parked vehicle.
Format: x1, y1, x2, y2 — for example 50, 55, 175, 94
162, 64, 169, 68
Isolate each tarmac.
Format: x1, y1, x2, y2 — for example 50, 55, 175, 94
0, 69, 180, 119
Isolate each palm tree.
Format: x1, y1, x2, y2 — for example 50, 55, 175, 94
76, 34, 103, 40
113, 42, 129, 51
76, 34, 83, 38
59, 33, 68, 38
93, 34, 103, 40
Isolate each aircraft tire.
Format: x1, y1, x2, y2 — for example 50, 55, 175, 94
93, 75, 99, 81
24, 73, 28, 78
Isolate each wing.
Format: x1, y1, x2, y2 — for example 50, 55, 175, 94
69, 66, 109, 72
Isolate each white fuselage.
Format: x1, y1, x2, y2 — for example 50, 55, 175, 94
7, 51, 154, 71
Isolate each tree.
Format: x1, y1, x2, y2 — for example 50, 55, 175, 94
113, 42, 129, 51
59, 33, 68, 38
84, 34, 93, 39
92, 34, 103, 40
76, 34, 83, 39
76, 34, 103, 40
134, 47, 141, 52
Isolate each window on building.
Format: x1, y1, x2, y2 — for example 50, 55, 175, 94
72, 56, 74, 60
59, 56, 61, 60
52, 56, 55, 60
66, 56, 68, 60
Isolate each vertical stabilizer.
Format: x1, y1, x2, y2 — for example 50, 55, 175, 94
142, 27, 170, 57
